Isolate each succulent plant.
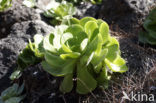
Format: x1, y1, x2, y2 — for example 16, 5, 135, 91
0, 0, 12, 12
0, 83, 25, 103
12, 17, 127, 94
39, 17, 128, 94
139, 8, 156, 45
44, 2, 76, 25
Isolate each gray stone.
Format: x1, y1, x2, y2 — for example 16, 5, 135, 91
0, 0, 40, 39
0, 36, 27, 93
22, 63, 56, 103
76, 2, 101, 18
119, 37, 156, 73
10, 20, 53, 40
0, 20, 53, 93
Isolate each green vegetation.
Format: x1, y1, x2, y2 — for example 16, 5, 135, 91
13, 17, 127, 94
10, 35, 44, 80
0, 84, 25, 103
16, 35, 44, 70
0, 0, 12, 12
40, 17, 128, 94
23, 0, 76, 25
22, 0, 102, 25
139, 8, 156, 45
44, 2, 76, 25
3, 0, 128, 99
90, 0, 102, 4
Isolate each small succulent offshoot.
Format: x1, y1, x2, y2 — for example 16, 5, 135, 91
0, 83, 25, 103
44, 1, 76, 25
139, 8, 156, 45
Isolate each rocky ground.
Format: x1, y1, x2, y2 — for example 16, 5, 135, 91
0, 0, 156, 103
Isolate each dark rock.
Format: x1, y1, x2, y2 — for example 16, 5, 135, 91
76, 2, 101, 18
10, 20, 53, 41
0, 36, 27, 93
99, 0, 156, 33
0, 0, 40, 39
21, 63, 79, 103
21, 64, 79, 103
0, 20, 53, 94
119, 37, 156, 74
22, 64, 62, 103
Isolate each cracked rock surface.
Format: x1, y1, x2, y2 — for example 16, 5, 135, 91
0, 0, 40, 39
0, 0, 53, 93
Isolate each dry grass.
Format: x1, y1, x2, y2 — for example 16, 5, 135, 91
79, 61, 156, 103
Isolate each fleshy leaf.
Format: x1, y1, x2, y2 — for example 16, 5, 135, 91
61, 33, 73, 44
105, 56, 128, 73
62, 44, 72, 53
106, 37, 119, 48
96, 19, 104, 26
10, 70, 21, 80
96, 66, 110, 88
0, 83, 25, 103
43, 34, 57, 53
34, 34, 44, 48
60, 74, 73, 93
105, 44, 119, 62
62, 17, 80, 25
44, 51, 66, 68
80, 34, 99, 66
99, 22, 110, 44
70, 18, 80, 24
91, 49, 108, 69
60, 52, 80, 59
1, 84, 18, 101
84, 21, 98, 40
65, 24, 87, 51
5, 95, 25, 103
76, 64, 97, 94
80, 17, 96, 27
80, 38, 88, 51
42, 60, 75, 76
